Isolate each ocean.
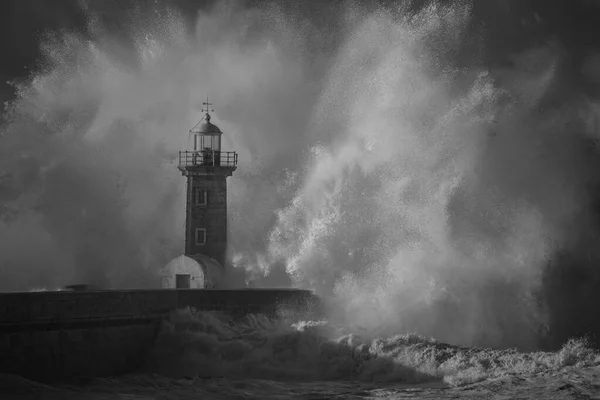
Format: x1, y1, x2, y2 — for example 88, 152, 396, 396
3, 308, 599, 399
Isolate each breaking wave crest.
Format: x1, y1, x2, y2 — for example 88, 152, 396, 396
144, 308, 600, 387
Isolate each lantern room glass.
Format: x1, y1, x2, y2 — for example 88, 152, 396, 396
194, 134, 221, 152
193, 133, 222, 166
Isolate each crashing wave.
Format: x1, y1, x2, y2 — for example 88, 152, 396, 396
144, 308, 600, 387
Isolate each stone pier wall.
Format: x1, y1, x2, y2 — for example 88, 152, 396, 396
0, 289, 319, 382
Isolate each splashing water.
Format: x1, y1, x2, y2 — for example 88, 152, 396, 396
3, 308, 600, 399
144, 308, 600, 386
2, 0, 600, 354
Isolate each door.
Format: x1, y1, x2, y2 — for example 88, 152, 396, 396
175, 274, 191, 289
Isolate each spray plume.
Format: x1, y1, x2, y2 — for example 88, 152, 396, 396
1, 0, 600, 350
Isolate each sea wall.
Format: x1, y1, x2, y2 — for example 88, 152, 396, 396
0, 289, 319, 382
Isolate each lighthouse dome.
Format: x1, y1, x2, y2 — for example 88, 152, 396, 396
190, 113, 222, 135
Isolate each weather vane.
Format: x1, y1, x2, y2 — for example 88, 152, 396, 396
201, 97, 214, 121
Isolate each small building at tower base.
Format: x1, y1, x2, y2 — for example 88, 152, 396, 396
159, 254, 224, 289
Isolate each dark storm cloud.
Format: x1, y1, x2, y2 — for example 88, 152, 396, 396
0, 0, 86, 107
1, 0, 599, 88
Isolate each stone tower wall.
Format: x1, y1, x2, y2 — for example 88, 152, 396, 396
184, 174, 228, 268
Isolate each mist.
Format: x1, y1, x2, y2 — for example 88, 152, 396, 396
1, 0, 600, 350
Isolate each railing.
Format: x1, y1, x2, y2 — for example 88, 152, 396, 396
178, 150, 238, 168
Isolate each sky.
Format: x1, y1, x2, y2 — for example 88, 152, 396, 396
2, 0, 600, 107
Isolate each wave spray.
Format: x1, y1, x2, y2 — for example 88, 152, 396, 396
2, 0, 600, 351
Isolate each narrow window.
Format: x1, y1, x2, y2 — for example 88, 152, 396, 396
193, 187, 208, 205
195, 228, 206, 245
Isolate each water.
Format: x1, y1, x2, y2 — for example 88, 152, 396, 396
2, 0, 600, 397
2, 308, 600, 399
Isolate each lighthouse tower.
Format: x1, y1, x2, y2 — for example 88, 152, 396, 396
163, 99, 237, 289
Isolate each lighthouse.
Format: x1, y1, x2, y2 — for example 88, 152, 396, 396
159, 99, 237, 289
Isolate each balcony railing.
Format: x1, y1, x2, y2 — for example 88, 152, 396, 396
178, 150, 238, 168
